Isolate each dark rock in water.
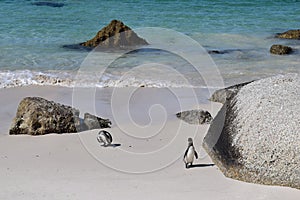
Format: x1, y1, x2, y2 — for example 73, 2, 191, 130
31, 2, 65, 7
208, 50, 224, 54
209, 81, 253, 104
270, 44, 293, 55
276, 29, 300, 39
83, 113, 111, 130
9, 97, 80, 135
203, 74, 300, 190
62, 44, 92, 51
80, 20, 148, 49
176, 109, 213, 124
208, 49, 243, 55
9, 97, 112, 135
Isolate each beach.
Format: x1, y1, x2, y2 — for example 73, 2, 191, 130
0, 85, 299, 199
1, 0, 300, 199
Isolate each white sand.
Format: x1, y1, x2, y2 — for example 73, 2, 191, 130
0, 86, 299, 199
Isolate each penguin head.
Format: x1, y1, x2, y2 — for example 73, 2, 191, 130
188, 138, 193, 146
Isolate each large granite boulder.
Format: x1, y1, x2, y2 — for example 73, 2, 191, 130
276, 29, 300, 39
270, 44, 292, 55
176, 109, 213, 124
203, 74, 300, 190
9, 97, 111, 135
80, 20, 148, 49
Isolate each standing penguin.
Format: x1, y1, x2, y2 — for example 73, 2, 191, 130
183, 138, 198, 168
97, 130, 113, 147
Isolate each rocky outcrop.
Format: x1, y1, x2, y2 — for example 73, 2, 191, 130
203, 74, 300, 190
270, 44, 292, 55
9, 97, 111, 135
83, 113, 111, 130
276, 29, 300, 39
176, 109, 212, 124
80, 20, 148, 49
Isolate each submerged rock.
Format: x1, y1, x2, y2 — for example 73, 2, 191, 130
203, 74, 300, 190
31, 2, 65, 7
270, 44, 292, 55
80, 20, 148, 49
9, 97, 111, 135
276, 29, 300, 39
208, 50, 224, 54
176, 109, 213, 124
208, 49, 243, 55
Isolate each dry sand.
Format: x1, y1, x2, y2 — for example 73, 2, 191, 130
0, 86, 299, 199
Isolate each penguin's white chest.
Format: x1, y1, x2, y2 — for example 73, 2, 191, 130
185, 146, 195, 163
98, 134, 110, 145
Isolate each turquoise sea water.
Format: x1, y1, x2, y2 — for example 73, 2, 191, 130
0, 0, 300, 87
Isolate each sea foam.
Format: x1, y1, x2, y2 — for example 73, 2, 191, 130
0, 70, 202, 89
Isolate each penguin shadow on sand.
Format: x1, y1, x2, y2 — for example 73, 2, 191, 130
187, 164, 215, 168
183, 138, 214, 169
97, 130, 121, 148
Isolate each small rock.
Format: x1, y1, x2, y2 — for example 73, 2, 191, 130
270, 44, 292, 55
208, 49, 243, 55
208, 50, 223, 54
176, 109, 213, 124
83, 113, 111, 130
209, 81, 253, 104
276, 29, 300, 39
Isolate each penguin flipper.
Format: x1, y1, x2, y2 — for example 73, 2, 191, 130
97, 136, 102, 143
104, 131, 113, 144
183, 148, 189, 160
195, 150, 199, 159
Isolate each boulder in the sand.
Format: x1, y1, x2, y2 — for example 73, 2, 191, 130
9, 97, 112, 135
203, 74, 300, 190
9, 97, 80, 135
176, 109, 213, 124
270, 44, 292, 55
83, 113, 111, 130
276, 29, 300, 39
80, 20, 148, 49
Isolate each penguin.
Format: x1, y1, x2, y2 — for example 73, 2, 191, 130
97, 130, 113, 147
183, 138, 198, 168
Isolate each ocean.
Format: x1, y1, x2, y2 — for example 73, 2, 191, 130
1, 0, 300, 88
